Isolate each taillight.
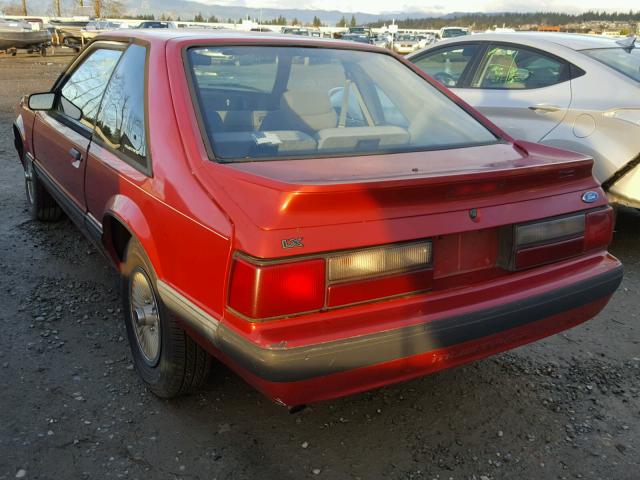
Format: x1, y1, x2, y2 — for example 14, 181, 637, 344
228, 240, 433, 320
502, 207, 613, 270
515, 214, 584, 247
327, 241, 433, 307
584, 207, 614, 251
228, 257, 325, 319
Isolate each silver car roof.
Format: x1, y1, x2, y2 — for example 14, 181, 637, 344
433, 32, 627, 51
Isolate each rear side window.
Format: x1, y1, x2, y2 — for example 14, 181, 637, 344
472, 46, 567, 89
412, 44, 480, 87
59, 48, 122, 127
95, 44, 148, 170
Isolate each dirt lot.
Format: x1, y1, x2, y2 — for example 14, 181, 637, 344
0, 54, 638, 480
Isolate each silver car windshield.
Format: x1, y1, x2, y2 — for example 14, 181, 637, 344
582, 47, 640, 83
187, 46, 497, 162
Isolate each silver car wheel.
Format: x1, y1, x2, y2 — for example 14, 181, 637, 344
129, 268, 161, 366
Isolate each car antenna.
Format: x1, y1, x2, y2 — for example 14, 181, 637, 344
615, 35, 637, 51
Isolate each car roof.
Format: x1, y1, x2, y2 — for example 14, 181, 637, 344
97, 29, 378, 50
433, 32, 627, 51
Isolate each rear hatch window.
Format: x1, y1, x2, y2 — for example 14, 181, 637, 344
186, 46, 497, 162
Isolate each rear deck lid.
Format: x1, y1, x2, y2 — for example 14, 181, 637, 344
196, 141, 597, 232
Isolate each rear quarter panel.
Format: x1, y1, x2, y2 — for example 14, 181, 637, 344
85, 37, 233, 320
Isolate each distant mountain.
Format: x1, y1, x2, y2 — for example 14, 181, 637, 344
122, 0, 441, 24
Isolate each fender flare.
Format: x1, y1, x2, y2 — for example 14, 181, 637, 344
102, 194, 163, 277
13, 115, 26, 165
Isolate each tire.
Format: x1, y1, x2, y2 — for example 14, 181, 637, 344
24, 156, 63, 222
121, 239, 211, 398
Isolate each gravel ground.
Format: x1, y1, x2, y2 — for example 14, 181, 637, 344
0, 54, 638, 480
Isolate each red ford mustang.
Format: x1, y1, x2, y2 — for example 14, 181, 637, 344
13, 31, 622, 407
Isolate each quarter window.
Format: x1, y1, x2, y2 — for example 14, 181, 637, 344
59, 48, 122, 127
412, 45, 480, 87
472, 46, 567, 89
95, 44, 148, 169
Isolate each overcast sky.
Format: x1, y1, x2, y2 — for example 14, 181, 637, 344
201, 0, 638, 14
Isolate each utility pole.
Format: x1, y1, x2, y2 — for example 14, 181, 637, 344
54, 0, 61, 16
21, 0, 27, 15
94, 0, 101, 18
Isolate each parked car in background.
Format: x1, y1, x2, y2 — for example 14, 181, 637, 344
48, 19, 88, 50
137, 21, 177, 29
393, 34, 420, 54
13, 31, 621, 407
416, 34, 436, 49
341, 33, 371, 44
439, 27, 470, 39
372, 33, 393, 49
280, 27, 310, 36
409, 33, 640, 209
348, 26, 372, 37
81, 20, 127, 42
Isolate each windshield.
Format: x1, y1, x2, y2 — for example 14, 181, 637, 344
187, 46, 497, 162
397, 35, 416, 42
582, 47, 640, 83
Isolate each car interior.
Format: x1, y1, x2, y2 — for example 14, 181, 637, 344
188, 46, 497, 160
472, 46, 566, 89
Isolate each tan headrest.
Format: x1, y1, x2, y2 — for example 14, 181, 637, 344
281, 90, 337, 132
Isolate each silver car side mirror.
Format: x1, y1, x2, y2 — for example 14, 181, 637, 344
28, 92, 55, 111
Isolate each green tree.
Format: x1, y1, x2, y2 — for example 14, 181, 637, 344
194, 12, 205, 22
336, 16, 347, 27
208, 14, 218, 23
350, 14, 356, 27
312, 15, 322, 27
291, 17, 300, 26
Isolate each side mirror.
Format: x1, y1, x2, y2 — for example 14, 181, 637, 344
28, 92, 55, 111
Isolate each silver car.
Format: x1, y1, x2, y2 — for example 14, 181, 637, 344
408, 33, 640, 208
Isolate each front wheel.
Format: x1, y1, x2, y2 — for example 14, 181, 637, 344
24, 156, 63, 221
121, 239, 212, 398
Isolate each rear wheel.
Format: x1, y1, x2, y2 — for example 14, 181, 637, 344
121, 239, 211, 398
24, 156, 63, 222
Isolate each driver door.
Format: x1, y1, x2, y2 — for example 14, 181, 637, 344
32, 45, 122, 218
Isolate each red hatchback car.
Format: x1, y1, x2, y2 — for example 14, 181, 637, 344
14, 31, 622, 407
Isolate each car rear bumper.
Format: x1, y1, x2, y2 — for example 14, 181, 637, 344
159, 256, 622, 405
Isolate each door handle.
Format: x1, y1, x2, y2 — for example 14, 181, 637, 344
69, 148, 82, 169
528, 104, 561, 113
